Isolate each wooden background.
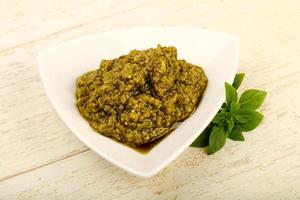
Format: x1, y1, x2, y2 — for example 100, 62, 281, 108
1, 0, 300, 199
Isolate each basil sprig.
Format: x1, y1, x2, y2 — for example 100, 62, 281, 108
191, 73, 267, 154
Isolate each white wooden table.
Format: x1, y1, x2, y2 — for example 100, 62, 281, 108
1, 0, 300, 199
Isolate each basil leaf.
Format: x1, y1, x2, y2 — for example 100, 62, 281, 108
232, 73, 245, 89
220, 107, 227, 114
208, 126, 227, 154
225, 82, 238, 106
240, 111, 264, 132
192, 73, 266, 155
221, 102, 227, 108
239, 89, 267, 110
235, 109, 255, 123
212, 112, 225, 125
191, 124, 213, 147
228, 129, 245, 141
227, 118, 234, 132
230, 101, 238, 113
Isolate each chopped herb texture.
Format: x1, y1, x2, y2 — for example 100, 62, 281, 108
76, 45, 208, 147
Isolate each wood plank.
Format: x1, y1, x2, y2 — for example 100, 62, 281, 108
0, 147, 299, 199
0, 0, 157, 52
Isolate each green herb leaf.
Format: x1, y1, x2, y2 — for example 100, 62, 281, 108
191, 72, 266, 155
228, 129, 245, 141
239, 89, 267, 110
239, 111, 264, 132
225, 82, 238, 106
232, 73, 245, 89
191, 124, 212, 147
212, 112, 225, 125
235, 109, 256, 123
230, 101, 238, 113
208, 126, 227, 154
227, 118, 234, 133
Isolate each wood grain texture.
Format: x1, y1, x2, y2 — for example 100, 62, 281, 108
0, 0, 300, 199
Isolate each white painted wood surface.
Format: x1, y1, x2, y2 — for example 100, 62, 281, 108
0, 0, 300, 199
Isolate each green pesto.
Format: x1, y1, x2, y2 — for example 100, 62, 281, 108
76, 45, 208, 147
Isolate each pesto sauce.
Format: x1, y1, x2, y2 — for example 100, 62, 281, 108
76, 45, 208, 147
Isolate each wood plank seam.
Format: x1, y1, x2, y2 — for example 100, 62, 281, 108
0, 148, 89, 183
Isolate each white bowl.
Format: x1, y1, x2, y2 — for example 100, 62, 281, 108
38, 27, 239, 177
